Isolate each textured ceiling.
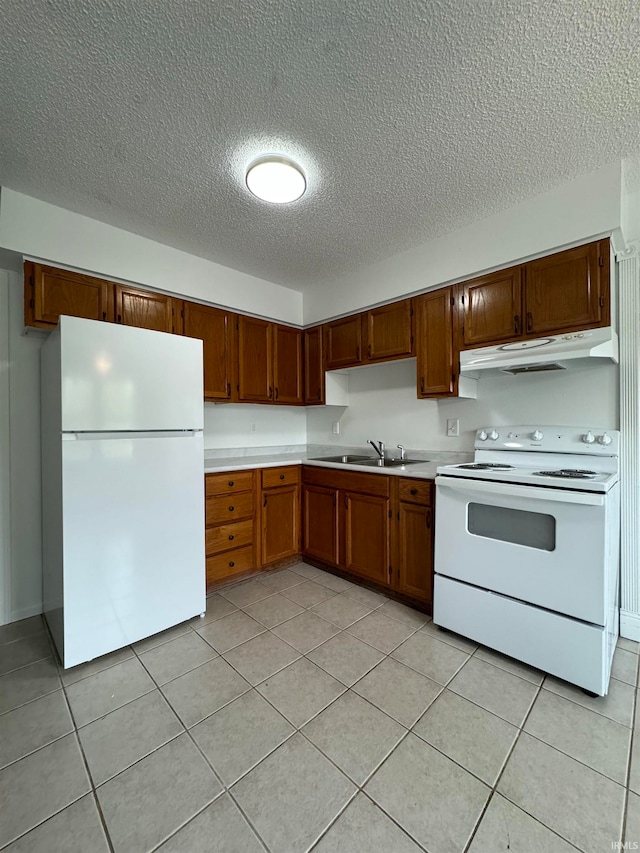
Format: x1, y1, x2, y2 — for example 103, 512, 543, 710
0, 1, 639, 291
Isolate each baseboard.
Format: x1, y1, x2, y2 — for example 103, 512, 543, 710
7, 602, 43, 625
620, 609, 640, 642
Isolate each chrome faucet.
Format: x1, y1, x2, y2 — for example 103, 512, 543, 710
368, 439, 385, 460
396, 444, 406, 461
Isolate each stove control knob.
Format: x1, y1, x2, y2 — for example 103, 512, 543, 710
597, 433, 612, 446
477, 430, 488, 441
531, 430, 544, 441
582, 431, 595, 444
488, 430, 499, 441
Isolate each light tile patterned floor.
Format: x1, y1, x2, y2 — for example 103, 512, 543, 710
0, 562, 638, 852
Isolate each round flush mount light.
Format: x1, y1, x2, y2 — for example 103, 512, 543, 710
245, 155, 306, 204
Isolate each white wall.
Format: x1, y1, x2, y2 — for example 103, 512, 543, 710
0, 271, 12, 623
5, 272, 46, 622
307, 359, 619, 452
0, 188, 304, 326
204, 403, 306, 451
304, 162, 623, 324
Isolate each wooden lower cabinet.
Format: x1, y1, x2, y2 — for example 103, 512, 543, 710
205, 469, 257, 586
261, 466, 300, 566
343, 491, 390, 585
394, 479, 433, 605
301, 466, 433, 609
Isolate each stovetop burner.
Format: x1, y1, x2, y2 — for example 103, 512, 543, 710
457, 463, 515, 471
535, 468, 598, 479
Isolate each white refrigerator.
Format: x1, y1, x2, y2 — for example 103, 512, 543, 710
41, 315, 206, 668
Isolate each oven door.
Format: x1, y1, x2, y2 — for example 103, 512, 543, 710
434, 475, 607, 624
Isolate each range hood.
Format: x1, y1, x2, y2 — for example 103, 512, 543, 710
460, 327, 619, 375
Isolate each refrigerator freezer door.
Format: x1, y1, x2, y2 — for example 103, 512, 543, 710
58, 315, 203, 432
59, 431, 205, 667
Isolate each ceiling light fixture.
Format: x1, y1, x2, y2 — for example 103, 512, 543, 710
245, 155, 306, 204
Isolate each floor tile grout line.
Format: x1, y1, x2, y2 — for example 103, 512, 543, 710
461, 677, 545, 853
539, 674, 635, 727
0, 672, 62, 718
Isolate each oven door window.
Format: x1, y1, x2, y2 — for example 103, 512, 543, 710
468, 503, 556, 551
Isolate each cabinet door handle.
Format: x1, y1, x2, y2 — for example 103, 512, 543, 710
420, 377, 425, 394
117, 314, 122, 323
317, 389, 321, 400
275, 387, 279, 400
426, 509, 432, 528
227, 382, 231, 396
344, 494, 348, 509
356, 346, 360, 360
268, 386, 273, 399
102, 311, 107, 320
228, 505, 234, 512
526, 312, 533, 333
280, 474, 285, 480
229, 561, 235, 568
263, 496, 267, 507
367, 344, 372, 358
228, 534, 235, 541
514, 315, 520, 335
410, 488, 418, 495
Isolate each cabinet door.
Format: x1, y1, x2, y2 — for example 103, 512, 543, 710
115, 285, 173, 332
365, 300, 413, 361
27, 262, 114, 327
302, 484, 339, 565
416, 288, 455, 398
304, 326, 325, 404
343, 492, 389, 585
262, 485, 300, 565
461, 267, 523, 347
396, 501, 433, 604
524, 241, 608, 334
324, 316, 363, 369
273, 325, 303, 404
183, 302, 235, 401
238, 316, 273, 402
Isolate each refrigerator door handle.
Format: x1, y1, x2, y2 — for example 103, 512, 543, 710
61, 430, 203, 441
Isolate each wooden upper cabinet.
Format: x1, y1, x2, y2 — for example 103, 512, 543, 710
238, 316, 273, 402
115, 285, 173, 332
183, 302, 235, 401
416, 288, 456, 398
273, 325, 303, 404
25, 262, 114, 328
304, 326, 324, 405
524, 240, 609, 334
365, 300, 413, 361
324, 315, 363, 369
460, 266, 523, 348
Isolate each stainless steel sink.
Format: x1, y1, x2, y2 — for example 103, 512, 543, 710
309, 455, 426, 467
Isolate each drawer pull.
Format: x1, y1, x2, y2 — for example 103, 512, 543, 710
410, 488, 418, 495
228, 534, 235, 541
280, 474, 285, 480
228, 480, 234, 487
229, 560, 235, 567
228, 505, 234, 512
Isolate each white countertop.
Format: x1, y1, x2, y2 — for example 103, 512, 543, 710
203, 451, 449, 480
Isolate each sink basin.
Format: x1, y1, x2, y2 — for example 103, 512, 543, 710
309, 455, 426, 467
356, 458, 426, 467
309, 455, 374, 464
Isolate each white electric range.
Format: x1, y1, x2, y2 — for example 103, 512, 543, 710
433, 425, 620, 696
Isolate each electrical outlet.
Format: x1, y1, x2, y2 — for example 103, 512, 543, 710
332, 422, 340, 435
447, 418, 459, 437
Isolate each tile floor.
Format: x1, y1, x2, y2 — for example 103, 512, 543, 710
1, 561, 639, 852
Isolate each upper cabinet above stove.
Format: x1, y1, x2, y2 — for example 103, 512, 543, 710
457, 239, 610, 349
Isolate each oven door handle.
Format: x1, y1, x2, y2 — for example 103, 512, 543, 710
435, 475, 606, 507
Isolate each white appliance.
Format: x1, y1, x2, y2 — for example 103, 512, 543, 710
459, 326, 618, 375
434, 426, 620, 695
41, 315, 206, 668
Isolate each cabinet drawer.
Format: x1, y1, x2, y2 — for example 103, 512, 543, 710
206, 492, 254, 525
206, 470, 254, 496
262, 465, 301, 489
398, 479, 433, 504
206, 545, 255, 583
205, 520, 254, 555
